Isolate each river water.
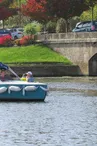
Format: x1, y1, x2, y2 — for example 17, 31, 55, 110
0, 77, 97, 146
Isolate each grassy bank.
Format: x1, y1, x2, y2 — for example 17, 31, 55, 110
0, 45, 72, 65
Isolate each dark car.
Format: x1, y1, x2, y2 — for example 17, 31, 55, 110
72, 21, 97, 32
0, 29, 11, 36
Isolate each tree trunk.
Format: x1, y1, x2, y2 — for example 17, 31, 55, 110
2, 20, 4, 29
19, 0, 21, 27
65, 20, 68, 33
92, 5, 94, 21
43, 24, 47, 43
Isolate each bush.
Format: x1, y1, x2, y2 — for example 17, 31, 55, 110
19, 35, 34, 46
0, 35, 13, 47
24, 22, 42, 36
56, 18, 66, 33
46, 21, 56, 33
14, 35, 34, 46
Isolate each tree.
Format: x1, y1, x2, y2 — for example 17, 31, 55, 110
21, 0, 50, 23
5, 15, 31, 28
85, 0, 97, 6
24, 0, 88, 21
21, 0, 95, 32
18, 0, 97, 21
0, 0, 18, 28
0, 0, 14, 6
46, 0, 89, 19
21, 0, 52, 33
80, 4, 97, 21
56, 18, 66, 33
45, 0, 89, 31
85, 0, 97, 21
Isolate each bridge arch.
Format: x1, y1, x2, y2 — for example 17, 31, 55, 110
89, 53, 97, 76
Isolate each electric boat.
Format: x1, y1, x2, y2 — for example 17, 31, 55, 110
0, 62, 48, 101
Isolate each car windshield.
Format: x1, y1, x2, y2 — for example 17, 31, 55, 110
18, 28, 24, 32
76, 23, 83, 28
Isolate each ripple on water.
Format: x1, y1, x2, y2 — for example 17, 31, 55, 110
0, 77, 97, 145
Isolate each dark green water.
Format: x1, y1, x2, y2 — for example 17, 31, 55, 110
0, 77, 97, 146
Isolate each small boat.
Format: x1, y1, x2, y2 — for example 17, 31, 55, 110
0, 63, 48, 101
0, 81, 48, 101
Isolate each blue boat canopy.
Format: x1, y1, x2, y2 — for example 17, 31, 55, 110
0, 62, 20, 79
0, 62, 9, 70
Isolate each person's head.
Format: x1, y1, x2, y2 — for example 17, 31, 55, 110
0, 69, 6, 77
26, 71, 32, 77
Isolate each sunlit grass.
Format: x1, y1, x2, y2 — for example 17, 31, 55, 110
0, 45, 72, 65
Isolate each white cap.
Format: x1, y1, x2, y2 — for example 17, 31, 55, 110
26, 71, 32, 76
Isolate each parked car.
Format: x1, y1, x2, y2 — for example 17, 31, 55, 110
9, 28, 24, 39
72, 21, 97, 32
0, 29, 11, 37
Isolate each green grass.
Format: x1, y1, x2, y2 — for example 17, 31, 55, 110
0, 45, 72, 65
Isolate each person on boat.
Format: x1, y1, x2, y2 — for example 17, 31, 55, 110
0, 69, 13, 81
26, 71, 34, 82
20, 73, 26, 81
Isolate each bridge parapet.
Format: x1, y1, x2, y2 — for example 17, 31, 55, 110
37, 32, 97, 41
47, 32, 97, 40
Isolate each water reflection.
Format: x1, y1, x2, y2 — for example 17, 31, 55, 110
0, 77, 97, 146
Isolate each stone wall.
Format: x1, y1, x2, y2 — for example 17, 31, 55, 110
10, 64, 81, 77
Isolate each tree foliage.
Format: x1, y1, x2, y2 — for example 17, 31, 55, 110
0, 0, 14, 6
0, 0, 18, 21
45, 0, 89, 20
21, 0, 91, 22
85, 0, 97, 7
5, 15, 31, 28
56, 18, 66, 33
0, 7, 17, 20
46, 20, 56, 33
24, 22, 42, 35
80, 4, 97, 21
21, 0, 50, 23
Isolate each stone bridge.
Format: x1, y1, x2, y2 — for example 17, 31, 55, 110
37, 32, 97, 76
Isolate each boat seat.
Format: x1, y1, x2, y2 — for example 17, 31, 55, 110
0, 87, 7, 93
23, 86, 38, 96
8, 86, 21, 94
